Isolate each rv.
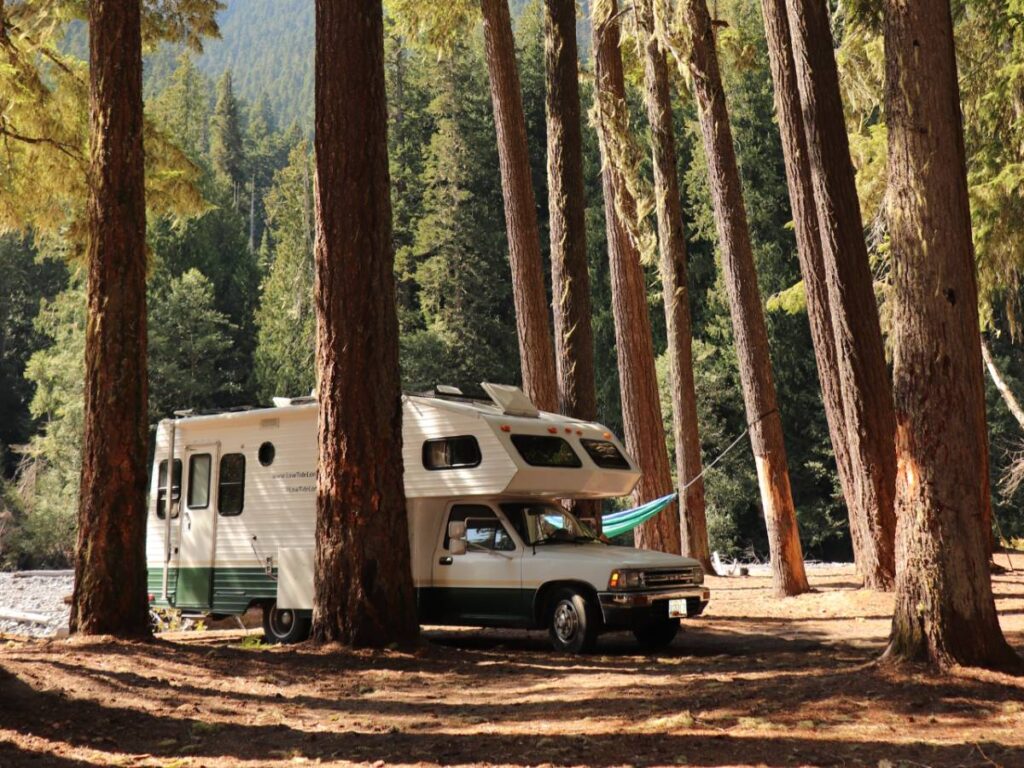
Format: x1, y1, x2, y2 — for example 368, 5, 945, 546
146, 383, 709, 652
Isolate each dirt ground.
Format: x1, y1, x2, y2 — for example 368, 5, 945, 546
2, 557, 1024, 768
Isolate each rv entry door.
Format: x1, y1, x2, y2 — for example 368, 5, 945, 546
176, 443, 220, 609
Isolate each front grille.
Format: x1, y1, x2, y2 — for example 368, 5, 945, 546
642, 568, 700, 588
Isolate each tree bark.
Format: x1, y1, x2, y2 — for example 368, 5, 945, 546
481, 0, 559, 413
543, 0, 601, 529
593, 0, 679, 554
882, 0, 1018, 671
682, 0, 808, 595
634, 0, 711, 570
784, 0, 897, 591
69, 0, 150, 637
311, 0, 418, 647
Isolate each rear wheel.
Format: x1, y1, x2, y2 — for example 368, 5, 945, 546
262, 602, 310, 644
547, 588, 599, 654
633, 617, 679, 651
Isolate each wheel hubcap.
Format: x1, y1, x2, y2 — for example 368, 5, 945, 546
553, 601, 579, 643
270, 607, 294, 636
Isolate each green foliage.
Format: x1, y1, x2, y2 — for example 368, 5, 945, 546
12, 280, 87, 567
408, 41, 519, 391
254, 141, 316, 401
149, 268, 237, 419
210, 71, 245, 195
0, 236, 67, 472
148, 52, 213, 161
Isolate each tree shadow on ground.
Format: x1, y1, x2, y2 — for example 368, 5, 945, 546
1, 672, 1022, 768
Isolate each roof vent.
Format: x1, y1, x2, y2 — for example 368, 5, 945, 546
480, 382, 539, 418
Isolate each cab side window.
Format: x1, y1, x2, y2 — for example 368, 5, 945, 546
445, 505, 516, 552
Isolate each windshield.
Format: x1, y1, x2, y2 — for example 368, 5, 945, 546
501, 502, 599, 545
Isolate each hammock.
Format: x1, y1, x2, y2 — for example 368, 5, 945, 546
600, 492, 679, 539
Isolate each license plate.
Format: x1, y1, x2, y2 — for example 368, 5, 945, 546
668, 598, 687, 618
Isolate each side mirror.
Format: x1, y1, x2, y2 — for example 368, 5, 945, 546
448, 521, 467, 555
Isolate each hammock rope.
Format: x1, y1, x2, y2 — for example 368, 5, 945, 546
600, 407, 780, 537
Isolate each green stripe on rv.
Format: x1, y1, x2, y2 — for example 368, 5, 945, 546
147, 567, 276, 614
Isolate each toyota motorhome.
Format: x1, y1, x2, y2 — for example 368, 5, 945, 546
146, 384, 709, 652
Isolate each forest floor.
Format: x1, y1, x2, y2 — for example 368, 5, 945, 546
1, 556, 1023, 768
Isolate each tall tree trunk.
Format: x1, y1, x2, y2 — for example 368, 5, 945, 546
544, 0, 601, 529
634, 0, 711, 570
481, 0, 559, 413
593, 0, 679, 554
682, 0, 808, 595
784, 0, 897, 590
311, 0, 418, 647
882, 0, 1018, 671
69, 0, 150, 637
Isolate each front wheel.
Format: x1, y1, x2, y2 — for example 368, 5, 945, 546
547, 588, 599, 654
262, 602, 311, 644
633, 617, 679, 651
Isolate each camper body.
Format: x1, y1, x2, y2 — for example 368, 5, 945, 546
146, 385, 709, 652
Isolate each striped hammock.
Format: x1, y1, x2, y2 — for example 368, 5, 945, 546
600, 492, 679, 539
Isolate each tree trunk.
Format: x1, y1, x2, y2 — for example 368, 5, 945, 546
682, 0, 808, 595
311, 0, 418, 647
882, 0, 1018, 671
543, 0, 601, 529
69, 0, 150, 637
592, 0, 679, 554
784, 0, 897, 591
634, 0, 711, 570
481, 0, 559, 413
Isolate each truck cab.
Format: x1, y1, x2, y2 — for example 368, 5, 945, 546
420, 498, 708, 652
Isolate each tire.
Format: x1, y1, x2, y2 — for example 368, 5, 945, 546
547, 587, 599, 654
262, 602, 311, 644
633, 617, 679, 651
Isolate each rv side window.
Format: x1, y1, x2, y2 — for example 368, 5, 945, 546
187, 454, 212, 509
580, 439, 631, 470
156, 459, 182, 519
444, 505, 515, 551
422, 436, 481, 470
218, 453, 245, 516
510, 435, 582, 468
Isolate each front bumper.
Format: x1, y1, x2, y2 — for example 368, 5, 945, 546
598, 587, 710, 627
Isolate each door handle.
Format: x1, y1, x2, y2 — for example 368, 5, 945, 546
438, 556, 453, 566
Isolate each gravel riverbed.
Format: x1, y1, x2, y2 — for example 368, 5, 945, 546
0, 571, 73, 637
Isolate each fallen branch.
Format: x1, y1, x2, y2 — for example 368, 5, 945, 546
0, 608, 51, 625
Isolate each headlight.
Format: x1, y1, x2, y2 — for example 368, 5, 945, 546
693, 566, 705, 584
608, 569, 643, 590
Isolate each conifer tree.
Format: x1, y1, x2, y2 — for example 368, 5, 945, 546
592, 0, 680, 554
71, 0, 150, 636
211, 71, 246, 206
783, 0, 897, 589
311, 0, 418, 646
543, 0, 600, 525
883, 0, 1019, 671
678, 0, 808, 594
413, 46, 519, 389
635, 0, 711, 568
254, 142, 317, 401
149, 269, 235, 419
481, 0, 559, 412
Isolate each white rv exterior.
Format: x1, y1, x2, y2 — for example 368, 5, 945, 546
146, 385, 709, 651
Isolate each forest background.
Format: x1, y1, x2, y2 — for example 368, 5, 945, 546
2, 0, 1022, 568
